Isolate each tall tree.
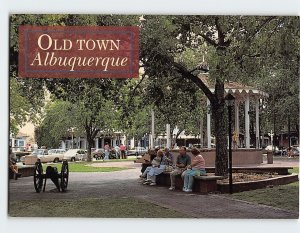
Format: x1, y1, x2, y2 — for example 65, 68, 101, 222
140, 15, 291, 176
252, 17, 300, 140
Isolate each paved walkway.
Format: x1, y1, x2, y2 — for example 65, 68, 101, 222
258, 156, 299, 168
9, 159, 299, 219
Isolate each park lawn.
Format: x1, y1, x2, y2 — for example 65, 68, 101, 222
9, 197, 189, 218
289, 167, 299, 174
228, 181, 299, 213
42, 163, 130, 172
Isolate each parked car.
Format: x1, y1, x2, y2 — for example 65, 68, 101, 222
63, 149, 87, 162
127, 147, 147, 156
264, 145, 279, 152
48, 149, 66, 155
192, 144, 202, 149
92, 148, 104, 160
14, 151, 30, 162
291, 146, 299, 156
274, 148, 287, 156
22, 148, 64, 165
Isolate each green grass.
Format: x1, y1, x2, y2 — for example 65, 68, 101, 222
228, 181, 299, 212
228, 167, 299, 213
42, 163, 130, 172
289, 167, 299, 174
9, 197, 189, 218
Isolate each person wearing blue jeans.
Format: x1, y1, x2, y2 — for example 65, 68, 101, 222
183, 148, 206, 192
104, 142, 110, 160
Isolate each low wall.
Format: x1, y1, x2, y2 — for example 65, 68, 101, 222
9, 165, 35, 179
218, 174, 299, 193
170, 148, 263, 167
19, 166, 35, 177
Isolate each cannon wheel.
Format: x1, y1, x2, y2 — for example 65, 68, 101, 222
33, 160, 44, 193
60, 160, 69, 192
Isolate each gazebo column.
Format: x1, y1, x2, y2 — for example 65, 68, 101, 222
95, 138, 99, 149
130, 137, 135, 148
166, 124, 171, 149
61, 141, 66, 150
78, 137, 81, 149
207, 98, 211, 149
245, 94, 250, 148
101, 138, 104, 148
122, 135, 127, 147
83, 139, 87, 149
255, 98, 260, 149
234, 100, 240, 147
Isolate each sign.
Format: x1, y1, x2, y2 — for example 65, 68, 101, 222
18, 26, 139, 78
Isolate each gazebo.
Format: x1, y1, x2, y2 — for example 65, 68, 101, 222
200, 75, 269, 149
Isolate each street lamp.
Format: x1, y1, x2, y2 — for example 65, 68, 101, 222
225, 93, 235, 194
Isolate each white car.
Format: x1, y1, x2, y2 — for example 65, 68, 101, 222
265, 145, 279, 152
23, 149, 64, 165
48, 149, 66, 155
63, 149, 87, 162
127, 147, 147, 156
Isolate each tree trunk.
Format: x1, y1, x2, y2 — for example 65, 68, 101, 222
212, 103, 228, 176
86, 138, 93, 162
85, 118, 93, 162
171, 52, 229, 176
212, 78, 228, 176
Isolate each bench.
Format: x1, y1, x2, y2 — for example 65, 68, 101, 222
194, 175, 224, 194
156, 171, 224, 194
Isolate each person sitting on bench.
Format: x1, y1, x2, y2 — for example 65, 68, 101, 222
142, 149, 168, 186
9, 147, 21, 180
140, 149, 158, 175
164, 148, 174, 166
169, 146, 191, 191
9, 158, 21, 180
183, 147, 206, 192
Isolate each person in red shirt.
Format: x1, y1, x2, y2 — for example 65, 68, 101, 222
120, 144, 127, 159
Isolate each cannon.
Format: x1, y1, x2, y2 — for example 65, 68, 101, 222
33, 159, 69, 193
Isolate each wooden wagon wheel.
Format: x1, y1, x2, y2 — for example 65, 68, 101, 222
33, 160, 44, 193
60, 160, 69, 192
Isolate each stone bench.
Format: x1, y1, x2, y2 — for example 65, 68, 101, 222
156, 171, 224, 194
193, 175, 225, 194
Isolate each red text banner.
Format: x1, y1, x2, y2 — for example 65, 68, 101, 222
18, 26, 139, 78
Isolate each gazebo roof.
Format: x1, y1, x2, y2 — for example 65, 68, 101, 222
199, 74, 269, 98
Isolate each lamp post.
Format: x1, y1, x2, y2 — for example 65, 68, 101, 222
225, 93, 235, 194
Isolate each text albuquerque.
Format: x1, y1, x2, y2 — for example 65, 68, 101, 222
18, 26, 139, 78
